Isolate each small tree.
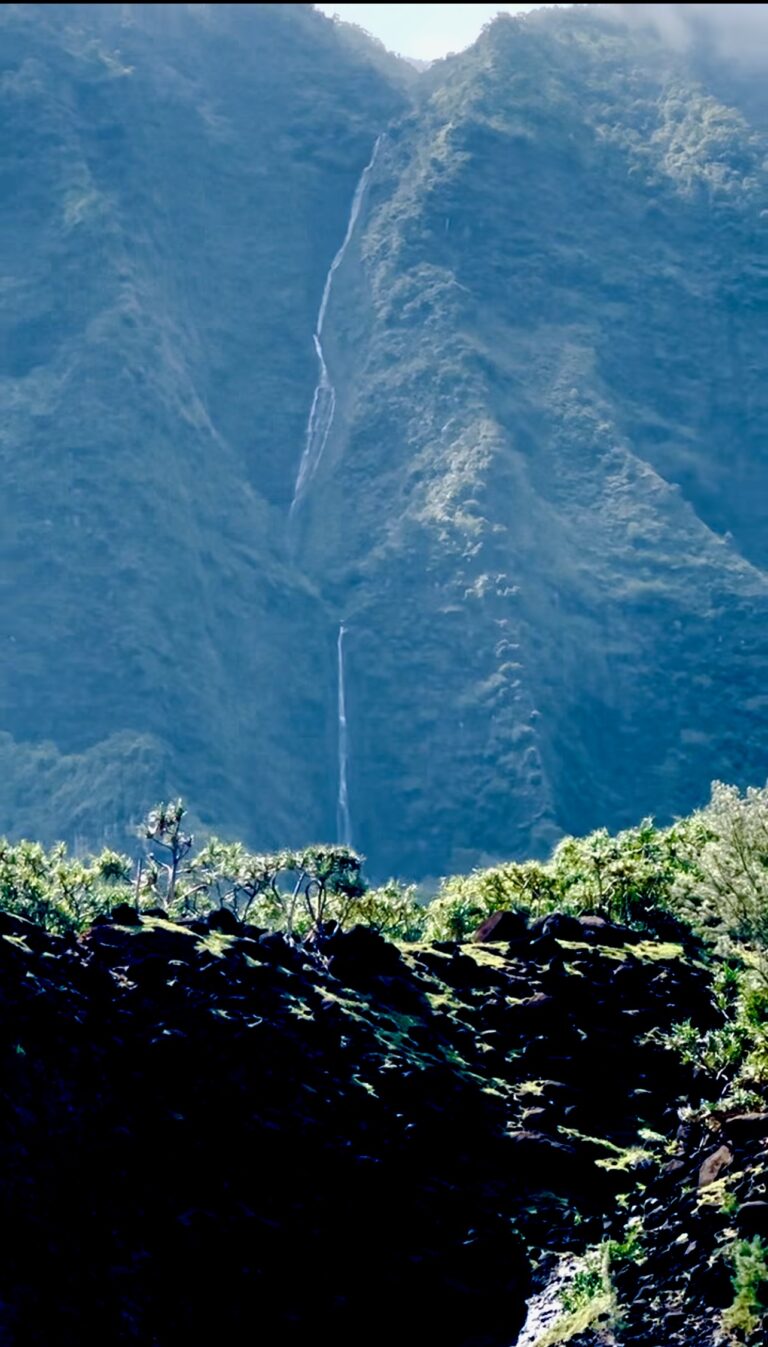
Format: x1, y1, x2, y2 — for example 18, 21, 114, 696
141, 800, 193, 911
286, 845, 365, 934
187, 841, 367, 935
189, 841, 287, 924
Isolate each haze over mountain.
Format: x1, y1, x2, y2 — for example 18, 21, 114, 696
1, 1, 766, 879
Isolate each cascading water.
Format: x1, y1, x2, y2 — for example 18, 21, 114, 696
289, 135, 383, 524
336, 623, 352, 847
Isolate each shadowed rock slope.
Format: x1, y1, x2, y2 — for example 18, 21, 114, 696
4, 904, 761, 1346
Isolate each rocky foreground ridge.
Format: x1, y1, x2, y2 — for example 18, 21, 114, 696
2, 903, 766, 1345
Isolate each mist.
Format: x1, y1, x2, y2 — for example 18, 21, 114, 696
610, 2, 768, 68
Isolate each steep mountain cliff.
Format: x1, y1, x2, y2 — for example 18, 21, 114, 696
1, 3, 766, 877
0, 2, 406, 853
298, 5, 768, 876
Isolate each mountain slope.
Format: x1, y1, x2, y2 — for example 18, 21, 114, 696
298, 5, 768, 876
0, 3, 766, 878
0, 2, 406, 852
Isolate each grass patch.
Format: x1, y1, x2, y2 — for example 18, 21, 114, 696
531, 1246, 616, 1347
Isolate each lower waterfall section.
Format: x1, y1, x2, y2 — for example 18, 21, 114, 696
336, 622, 353, 847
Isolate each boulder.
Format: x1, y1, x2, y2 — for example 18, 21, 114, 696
527, 933, 561, 961
578, 915, 639, 946
256, 931, 302, 968
0, 909, 56, 952
111, 903, 140, 926
207, 907, 241, 935
508, 993, 558, 1029
473, 910, 528, 943
327, 925, 403, 981
81, 921, 195, 965
541, 913, 585, 942
723, 1113, 768, 1143
698, 1145, 733, 1188
505, 1130, 605, 1197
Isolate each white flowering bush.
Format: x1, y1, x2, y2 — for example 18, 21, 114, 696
674, 781, 768, 976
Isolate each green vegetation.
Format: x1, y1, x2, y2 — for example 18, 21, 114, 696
530, 1246, 615, 1347
0, 838, 131, 935
525, 1220, 646, 1347
722, 1237, 768, 1341
559, 1252, 608, 1318
3, 779, 768, 1153
421, 782, 768, 946
4, 780, 768, 967
673, 783, 768, 980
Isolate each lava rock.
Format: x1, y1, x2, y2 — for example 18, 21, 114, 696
736, 1201, 768, 1237
698, 1145, 733, 1188
541, 913, 585, 942
578, 915, 638, 946
207, 907, 241, 935
111, 903, 141, 926
723, 1113, 768, 1143
327, 924, 404, 981
473, 910, 528, 942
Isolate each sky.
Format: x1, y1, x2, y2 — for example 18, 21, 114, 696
315, 4, 564, 61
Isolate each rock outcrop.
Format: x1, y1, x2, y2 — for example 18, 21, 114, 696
0, 905, 742, 1345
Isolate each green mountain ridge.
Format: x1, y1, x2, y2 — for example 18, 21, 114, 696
0, 3, 766, 878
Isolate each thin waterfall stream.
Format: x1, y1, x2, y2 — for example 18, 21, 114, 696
289, 134, 382, 525
336, 623, 352, 847
287, 138, 383, 849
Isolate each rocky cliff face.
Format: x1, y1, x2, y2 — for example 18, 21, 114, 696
299, 7, 768, 876
1, 3, 766, 877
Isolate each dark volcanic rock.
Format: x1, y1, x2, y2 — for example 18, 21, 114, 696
474, 910, 529, 942
578, 915, 640, 946
541, 913, 586, 942
110, 903, 140, 926
722, 1112, 768, 1143
206, 907, 241, 935
0, 910, 739, 1346
326, 923, 405, 981
736, 1201, 768, 1238
698, 1145, 734, 1188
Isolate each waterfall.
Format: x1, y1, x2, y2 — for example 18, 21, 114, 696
289, 135, 383, 523
336, 623, 352, 847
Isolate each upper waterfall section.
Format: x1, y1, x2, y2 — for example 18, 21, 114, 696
289, 135, 383, 522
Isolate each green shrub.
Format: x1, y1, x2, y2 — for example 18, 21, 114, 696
0, 838, 132, 934
672, 782, 768, 977
3, 782, 768, 967
421, 860, 554, 941
344, 881, 426, 941
722, 1236, 768, 1340
551, 818, 694, 926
